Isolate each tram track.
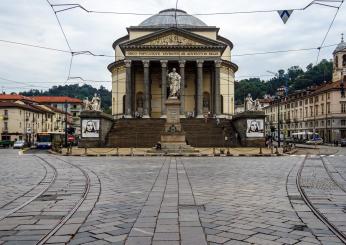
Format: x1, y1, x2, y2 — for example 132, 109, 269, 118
36, 155, 91, 245
0, 155, 58, 221
0, 154, 92, 245
296, 155, 346, 244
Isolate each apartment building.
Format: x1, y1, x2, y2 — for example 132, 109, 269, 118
0, 96, 73, 143
31, 96, 83, 134
264, 37, 346, 142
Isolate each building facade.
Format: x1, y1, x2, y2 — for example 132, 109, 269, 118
264, 37, 346, 142
108, 9, 238, 118
0, 96, 74, 143
31, 96, 83, 134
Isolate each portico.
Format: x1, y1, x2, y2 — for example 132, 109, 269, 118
108, 9, 238, 119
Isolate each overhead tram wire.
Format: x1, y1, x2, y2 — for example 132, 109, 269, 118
50, 0, 343, 16
0, 38, 339, 59
45, 0, 74, 83
315, 0, 344, 64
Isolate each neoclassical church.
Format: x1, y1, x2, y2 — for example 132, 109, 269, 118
108, 9, 238, 118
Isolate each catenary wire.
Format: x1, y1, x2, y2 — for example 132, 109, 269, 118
315, 0, 344, 64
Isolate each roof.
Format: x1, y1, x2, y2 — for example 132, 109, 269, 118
311, 81, 341, 94
44, 105, 72, 116
31, 96, 82, 104
0, 94, 34, 102
0, 102, 45, 113
139, 9, 207, 27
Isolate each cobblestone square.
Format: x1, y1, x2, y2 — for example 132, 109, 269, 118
1, 149, 346, 244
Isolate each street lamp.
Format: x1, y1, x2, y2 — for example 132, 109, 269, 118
275, 87, 286, 147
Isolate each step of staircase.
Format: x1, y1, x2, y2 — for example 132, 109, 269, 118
105, 118, 235, 147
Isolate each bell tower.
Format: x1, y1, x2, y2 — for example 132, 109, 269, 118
333, 34, 346, 82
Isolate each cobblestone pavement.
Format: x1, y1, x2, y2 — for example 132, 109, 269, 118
0, 150, 46, 209
0, 149, 346, 244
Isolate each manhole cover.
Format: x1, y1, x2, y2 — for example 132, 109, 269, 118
292, 224, 308, 231
35, 215, 65, 219
288, 195, 303, 201
179, 204, 205, 211
36, 194, 58, 201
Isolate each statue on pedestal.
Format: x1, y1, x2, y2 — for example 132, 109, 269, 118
245, 93, 255, 111
83, 93, 102, 111
167, 68, 181, 98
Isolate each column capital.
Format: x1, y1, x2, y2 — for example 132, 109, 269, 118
197, 59, 204, 67
142, 59, 150, 68
179, 60, 186, 67
124, 60, 132, 68
214, 59, 222, 68
160, 60, 168, 67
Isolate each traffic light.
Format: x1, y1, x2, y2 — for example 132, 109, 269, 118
67, 127, 75, 134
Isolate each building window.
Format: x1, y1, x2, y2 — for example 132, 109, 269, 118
299, 100, 303, 106
321, 104, 324, 115
327, 120, 331, 126
341, 120, 346, 126
342, 102, 346, 113
310, 106, 313, 117
327, 93, 330, 100
309, 98, 313, 103
327, 103, 331, 114
321, 94, 324, 101
73, 112, 77, 117
4, 109, 8, 116
4, 122, 8, 130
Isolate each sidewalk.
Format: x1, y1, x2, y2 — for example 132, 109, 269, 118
58, 146, 285, 157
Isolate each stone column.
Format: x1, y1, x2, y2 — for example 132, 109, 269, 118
160, 60, 168, 117
143, 60, 150, 118
179, 60, 186, 117
214, 59, 222, 116
196, 59, 204, 118
124, 60, 132, 117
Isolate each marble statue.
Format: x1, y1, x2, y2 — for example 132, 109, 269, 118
245, 94, 255, 111
167, 68, 181, 98
83, 94, 101, 111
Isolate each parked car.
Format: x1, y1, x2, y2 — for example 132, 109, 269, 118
0, 140, 14, 148
13, 140, 26, 149
306, 138, 324, 145
341, 138, 346, 147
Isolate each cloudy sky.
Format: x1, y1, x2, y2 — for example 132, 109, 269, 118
0, 0, 345, 93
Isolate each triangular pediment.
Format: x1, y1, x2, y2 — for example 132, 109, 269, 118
120, 27, 226, 50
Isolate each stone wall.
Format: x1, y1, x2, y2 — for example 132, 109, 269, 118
79, 111, 114, 148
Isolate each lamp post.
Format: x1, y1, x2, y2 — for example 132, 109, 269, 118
276, 87, 286, 148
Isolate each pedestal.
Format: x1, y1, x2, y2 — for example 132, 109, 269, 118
149, 97, 198, 153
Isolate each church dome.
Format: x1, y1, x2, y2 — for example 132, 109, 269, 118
139, 9, 207, 27
334, 36, 346, 54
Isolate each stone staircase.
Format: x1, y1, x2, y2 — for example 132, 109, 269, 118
181, 118, 234, 147
106, 118, 234, 148
106, 119, 165, 148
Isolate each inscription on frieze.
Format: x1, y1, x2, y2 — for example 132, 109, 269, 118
126, 50, 220, 57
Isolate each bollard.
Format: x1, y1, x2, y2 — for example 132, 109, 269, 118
213, 147, 216, 155
227, 147, 230, 156
275, 146, 279, 154
259, 147, 262, 155
131, 147, 134, 156
84, 147, 87, 155
116, 147, 119, 155
271, 146, 274, 154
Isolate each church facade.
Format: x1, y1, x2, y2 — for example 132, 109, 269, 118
108, 9, 238, 118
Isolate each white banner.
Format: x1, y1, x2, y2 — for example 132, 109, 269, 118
82, 119, 100, 138
246, 119, 264, 138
